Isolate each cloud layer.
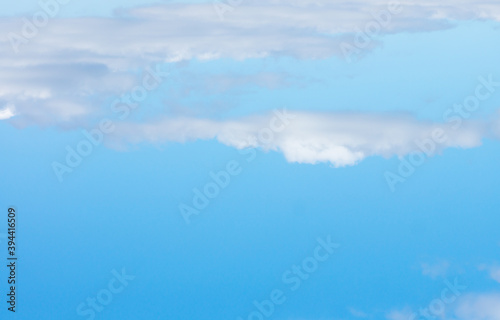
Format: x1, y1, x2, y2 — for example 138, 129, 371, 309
2, 0, 500, 166
1, 0, 500, 127
3, 0, 500, 65
108, 110, 491, 167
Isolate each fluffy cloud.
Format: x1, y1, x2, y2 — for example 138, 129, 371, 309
0, 105, 16, 120
1, 1, 499, 126
3, 1, 500, 67
0, 63, 140, 127
106, 110, 489, 167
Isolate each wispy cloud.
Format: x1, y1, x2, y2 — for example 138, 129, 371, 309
349, 307, 369, 318
1, 1, 499, 127
421, 260, 450, 279
454, 293, 500, 320
3, 1, 500, 66
479, 264, 500, 284
107, 110, 494, 167
386, 307, 414, 320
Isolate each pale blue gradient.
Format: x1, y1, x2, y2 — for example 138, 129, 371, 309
1, 4, 500, 320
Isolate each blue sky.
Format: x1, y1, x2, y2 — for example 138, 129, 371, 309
1, 1, 500, 319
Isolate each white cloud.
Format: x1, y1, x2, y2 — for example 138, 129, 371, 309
107, 110, 489, 167
2, 0, 500, 69
0, 62, 140, 126
0, 104, 16, 120
0, 1, 499, 126
490, 269, 500, 284
386, 307, 414, 320
349, 307, 369, 318
387, 293, 500, 320
479, 265, 500, 284
454, 293, 500, 320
